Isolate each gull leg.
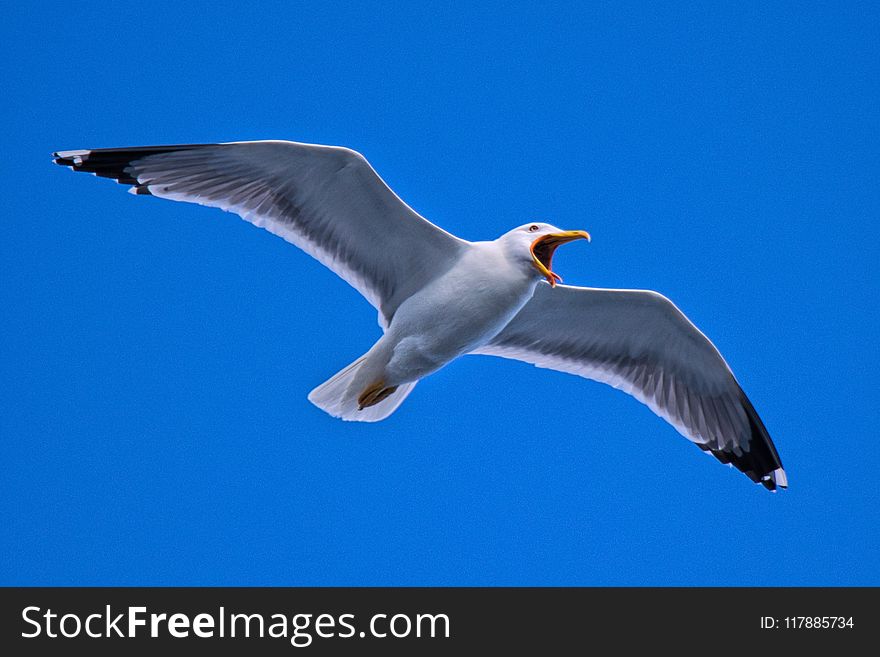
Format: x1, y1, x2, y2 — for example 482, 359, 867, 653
358, 380, 399, 410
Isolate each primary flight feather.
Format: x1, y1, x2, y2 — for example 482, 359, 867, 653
53, 140, 786, 490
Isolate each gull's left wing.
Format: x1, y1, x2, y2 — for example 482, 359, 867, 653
473, 283, 786, 490
53, 141, 468, 328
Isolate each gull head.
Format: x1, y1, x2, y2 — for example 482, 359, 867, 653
501, 223, 591, 287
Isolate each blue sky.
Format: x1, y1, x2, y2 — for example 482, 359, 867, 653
2, 3, 877, 585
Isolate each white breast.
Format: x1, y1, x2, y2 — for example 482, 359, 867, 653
383, 242, 539, 381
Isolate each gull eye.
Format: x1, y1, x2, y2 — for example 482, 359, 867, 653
528, 224, 540, 232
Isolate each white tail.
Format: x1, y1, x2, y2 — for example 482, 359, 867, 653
307, 356, 418, 422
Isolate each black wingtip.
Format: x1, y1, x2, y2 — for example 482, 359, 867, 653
699, 389, 787, 491
52, 144, 215, 188
53, 151, 80, 167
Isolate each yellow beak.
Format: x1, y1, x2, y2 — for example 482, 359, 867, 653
530, 230, 591, 286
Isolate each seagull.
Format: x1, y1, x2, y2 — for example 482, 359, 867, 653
53, 140, 786, 490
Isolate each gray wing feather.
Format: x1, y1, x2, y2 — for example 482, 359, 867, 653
474, 283, 786, 489
54, 141, 467, 327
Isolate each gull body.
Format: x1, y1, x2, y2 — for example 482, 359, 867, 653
336, 227, 556, 417
53, 140, 787, 490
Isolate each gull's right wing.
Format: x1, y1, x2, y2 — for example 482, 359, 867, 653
54, 141, 469, 328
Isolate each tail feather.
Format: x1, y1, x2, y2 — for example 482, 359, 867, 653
308, 357, 416, 422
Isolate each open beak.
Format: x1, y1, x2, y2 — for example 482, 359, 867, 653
530, 230, 591, 287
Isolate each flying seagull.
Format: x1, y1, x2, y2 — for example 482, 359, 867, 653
53, 140, 786, 490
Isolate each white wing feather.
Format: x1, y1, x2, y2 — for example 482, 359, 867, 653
474, 283, 786, 489
54, 141, 468, 328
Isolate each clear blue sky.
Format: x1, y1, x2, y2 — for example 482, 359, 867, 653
2, 3, 877, 585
